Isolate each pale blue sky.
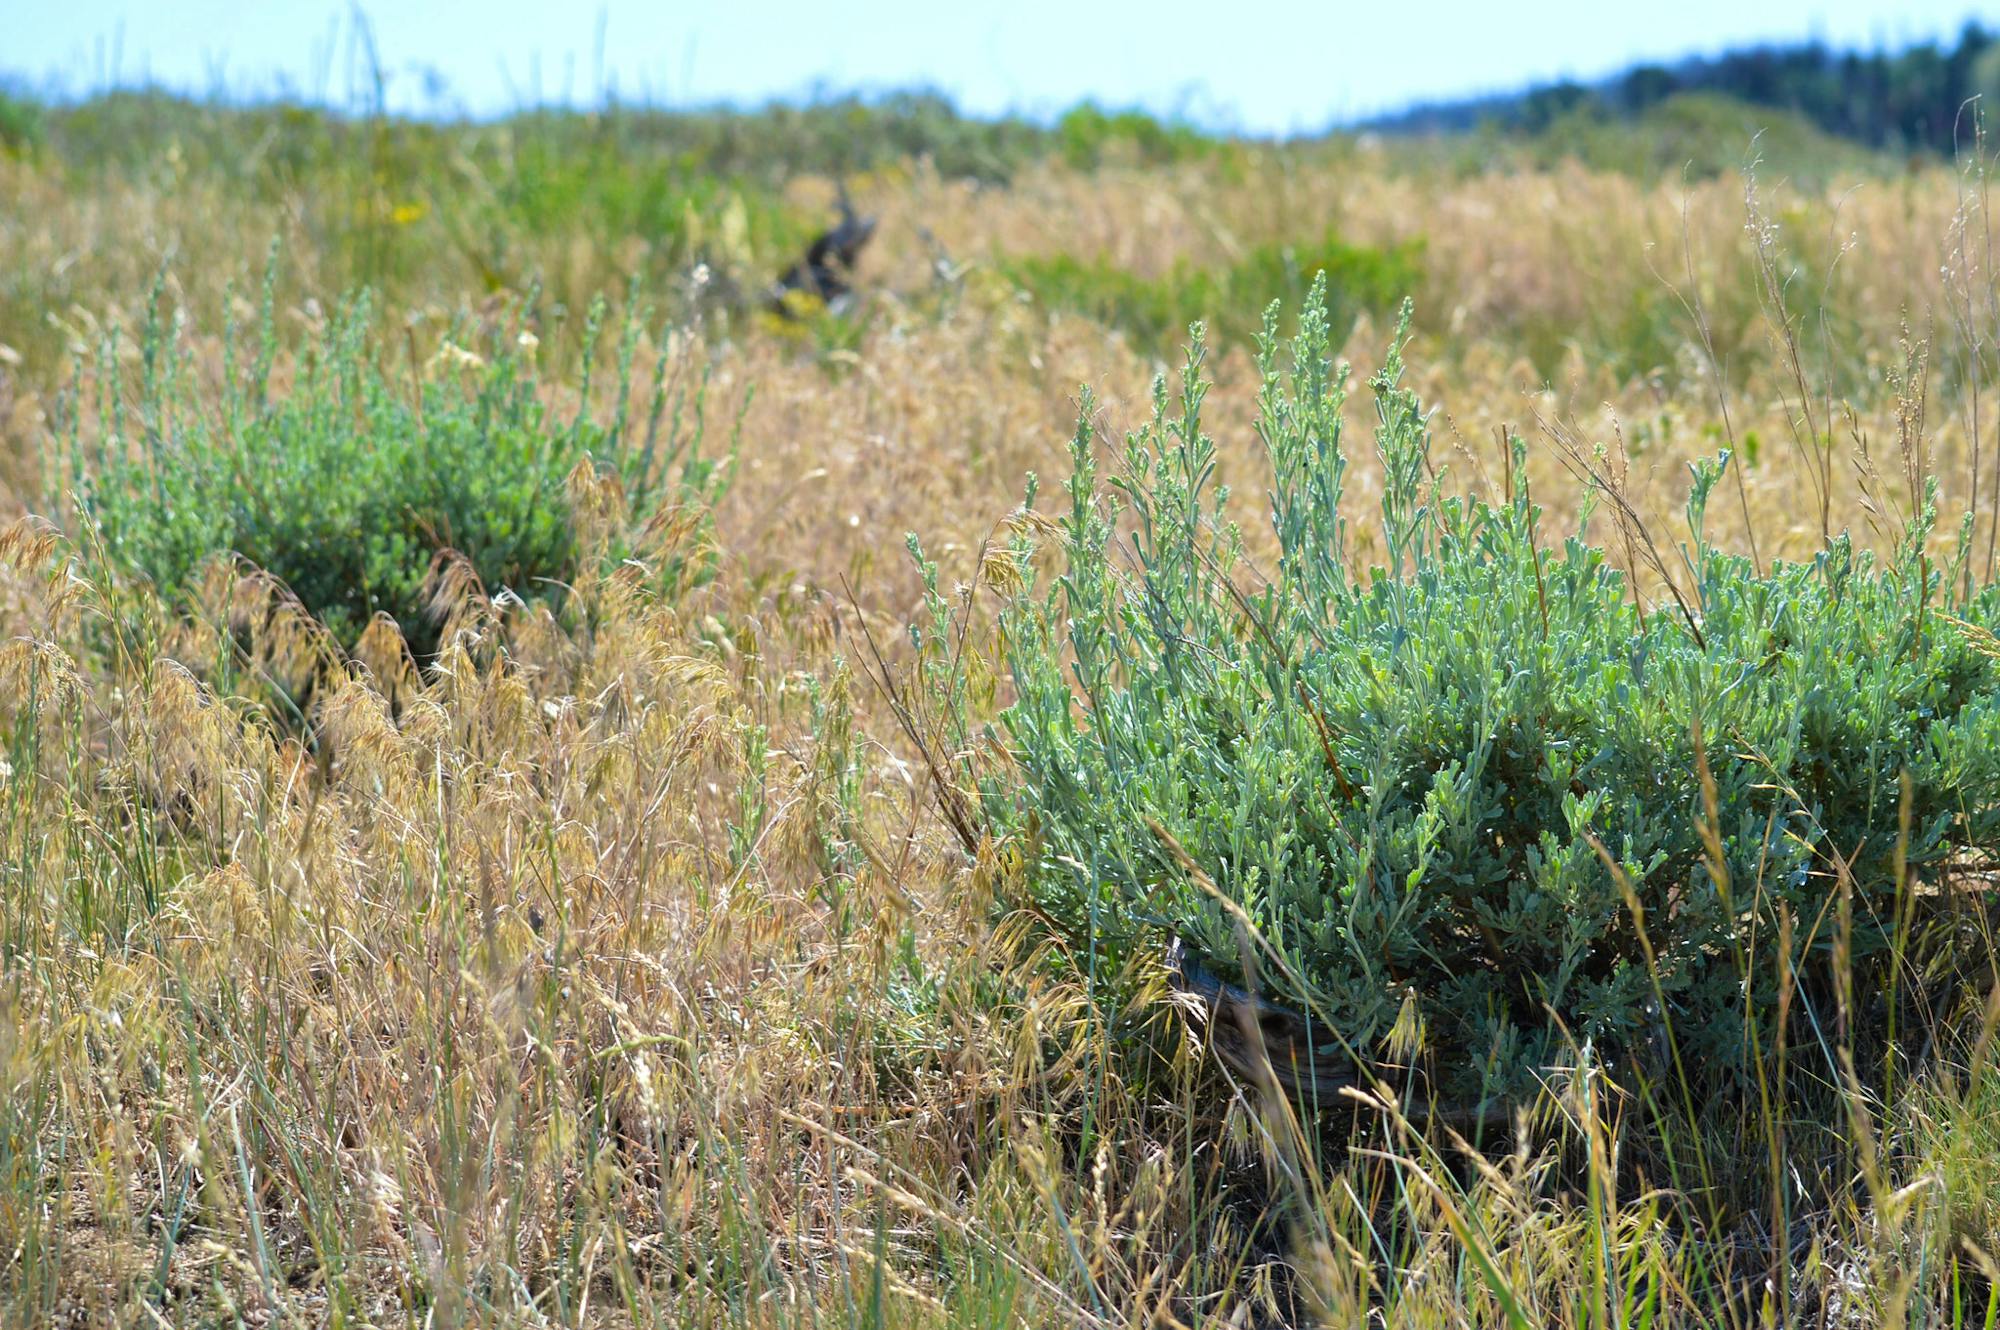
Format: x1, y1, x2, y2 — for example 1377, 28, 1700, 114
4, 1, 1996, 134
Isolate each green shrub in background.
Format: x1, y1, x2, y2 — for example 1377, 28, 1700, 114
1005, 233, 1421, 356
1054, 102, 1210, 170
0, 89, 43, 157
923, 277, 2000, 1109
70, 269, 731, 659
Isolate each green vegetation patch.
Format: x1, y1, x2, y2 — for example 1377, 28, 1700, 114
0, 88, 42, 156
921, 279, 2000, 1108
68, 272, 729, 658
1054, 101, 1212, 170
1004, 233, 1421, 354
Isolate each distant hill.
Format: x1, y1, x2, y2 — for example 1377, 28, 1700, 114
1369, 22, 2000, 158
1520, 91, 1893, 182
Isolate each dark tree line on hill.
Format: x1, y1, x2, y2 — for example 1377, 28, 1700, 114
1378, 22, 2000, 155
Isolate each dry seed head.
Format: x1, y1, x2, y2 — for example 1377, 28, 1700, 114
633, 503, 706, 561
0, 636, 84, 708
351, 612, 417, 696
180, 862, 268, 947
1940, 614, 2000, 662
505, 601, 579, 676
977, 544, 1027, 596
424, 340, 486, 375
423, 546, 488, 613
651, 652, 733, 705
134, 658, 235, 811
146, 655, 208, 718
0, 513, 63, 573
395, 693, 451, 751
1000, 505, 1062, 541
228, 565, 342, 684
423, 547, 496, 646
222, 559, 278, 630
627, 1050, 664, 1133
314, 671, 412, 787
584, 560, 649, 627
565, 456, 628, 551
366, 1166, 403, 1239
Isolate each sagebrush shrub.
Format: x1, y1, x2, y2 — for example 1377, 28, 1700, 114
927, 277, 2000, 1106
70, 272, 731, 657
